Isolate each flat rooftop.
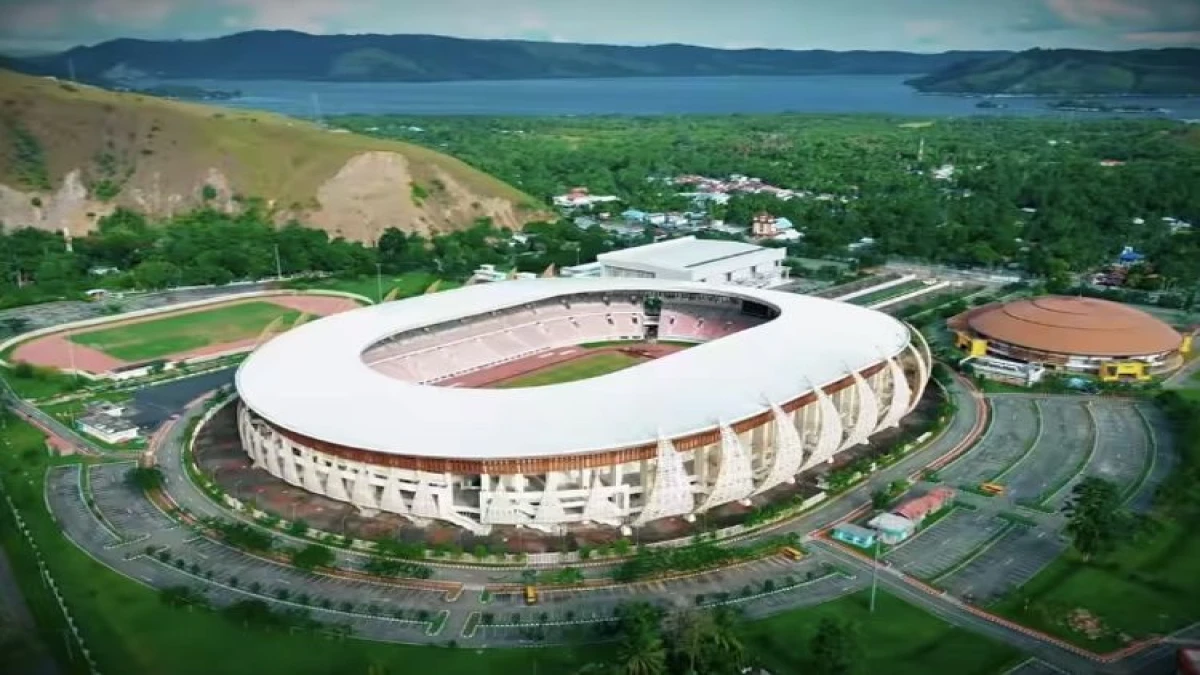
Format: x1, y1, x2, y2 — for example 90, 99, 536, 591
598, 236, 772, 271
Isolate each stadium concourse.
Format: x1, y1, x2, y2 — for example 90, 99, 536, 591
234, 279, 933, 535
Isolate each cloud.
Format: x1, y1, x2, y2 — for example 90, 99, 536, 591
1038, 0, 1200, 31
87, 0, 173, 26
0, 2, 65, 34
1120, 29, 1200, 45
216, 0, 378, 33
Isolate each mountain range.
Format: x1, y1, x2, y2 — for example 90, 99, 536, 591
907, 48, 1200, 95
13, 30, 1009, 82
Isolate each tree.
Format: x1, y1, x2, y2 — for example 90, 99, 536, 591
871, 489, 891, 510
614, 618, 667, 675
159, 585, 209, 610
809, 617, 860, 675
133, 259, 179, 289
126, 466, 165, 492
668, 607, 747, 675
1062, 477, 1128, 560
291, 544, 335, 570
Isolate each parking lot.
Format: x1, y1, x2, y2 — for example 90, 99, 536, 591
1001, 399, 1093, 504
1054, 402, 1148, 506
885, 509, 1009, 579
937, 525, 1066, 603
942, 396, 1040, 485
88, 462, 179, 538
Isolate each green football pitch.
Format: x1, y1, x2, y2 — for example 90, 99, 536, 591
492, 351, 646, 388
69, 301, 301, 362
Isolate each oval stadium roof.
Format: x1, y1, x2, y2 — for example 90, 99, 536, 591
966, 295, 1181, 357
236, 278, 912, 460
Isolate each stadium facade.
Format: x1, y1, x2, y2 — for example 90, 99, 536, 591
235, 279, 932, 534
950, 296, 1188, 382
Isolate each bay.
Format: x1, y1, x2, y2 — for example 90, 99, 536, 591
154, 74, 1200, 119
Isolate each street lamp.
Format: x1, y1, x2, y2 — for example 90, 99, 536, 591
869, 536, 880, 614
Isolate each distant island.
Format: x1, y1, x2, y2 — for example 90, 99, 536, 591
908, 48, 1200, 95
6, 30, 1007, 83
1046, 100, 1168, 114
118, 84, 242, 101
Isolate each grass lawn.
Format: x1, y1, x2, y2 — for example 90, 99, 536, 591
290, 272, 460, 304
0, 366, 87, 401
847, 279, 928, 307
493, 352, 645, 388
0, 414, 592, 675
992, 520, 1200, 651
746, 591, 1022, 675
69, 301, 301, 362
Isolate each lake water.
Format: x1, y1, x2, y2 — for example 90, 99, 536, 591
161, 75, 1200, 119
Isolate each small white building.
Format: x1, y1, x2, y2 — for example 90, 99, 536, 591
77, 403, 140, 445
470, 264, 536, 283
596, 236, 789, 288
560, 262, 604, 278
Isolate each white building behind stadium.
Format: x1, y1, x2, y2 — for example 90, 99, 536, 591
594, 236, 789, 288
235, 279, 931, 534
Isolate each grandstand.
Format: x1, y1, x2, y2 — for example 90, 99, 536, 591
236, 279, 932, 534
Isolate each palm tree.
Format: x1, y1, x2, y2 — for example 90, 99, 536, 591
615, 628, 667, 675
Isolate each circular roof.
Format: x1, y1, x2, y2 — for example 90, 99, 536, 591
967, 295, 1181, 357
236, 278, 912, 460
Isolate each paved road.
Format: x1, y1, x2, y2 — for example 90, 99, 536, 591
27, 365, 1189, 667
812, 539, 1113, 674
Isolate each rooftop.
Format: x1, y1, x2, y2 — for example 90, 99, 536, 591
236, 278, 911, 461
964, 296, 1182, 357
597, 236, 769, 272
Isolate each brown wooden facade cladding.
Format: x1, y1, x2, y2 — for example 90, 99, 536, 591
254, 359, 903, 476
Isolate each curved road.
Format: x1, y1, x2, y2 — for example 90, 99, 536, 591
15, 365, 1188, 671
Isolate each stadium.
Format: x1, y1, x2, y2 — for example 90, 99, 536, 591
235, 278, 932, 535
950, 295, 1190, 382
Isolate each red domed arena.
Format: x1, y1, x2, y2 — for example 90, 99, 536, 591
235, 278, 932, 535
950, 295, 1190, 382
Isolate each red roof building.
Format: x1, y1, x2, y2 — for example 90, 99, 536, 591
893, 487, 955, 524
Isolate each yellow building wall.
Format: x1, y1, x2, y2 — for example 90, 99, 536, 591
1099, 361, 1149, 382
969, 339, 989, 357
1182, 334, 1193, 355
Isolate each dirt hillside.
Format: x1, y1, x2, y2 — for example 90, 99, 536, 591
0, 69, 543, 241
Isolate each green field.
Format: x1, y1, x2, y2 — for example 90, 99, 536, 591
492, 352, 645, 388
69, 301, 301, 362
286, 272, 460, 304
993, 520, 1200, 650
746, 591, 1022, 674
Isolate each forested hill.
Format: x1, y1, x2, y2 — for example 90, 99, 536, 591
907, 48, 1200, 95
12, 30, 1007, 82
0, 69, 539, 241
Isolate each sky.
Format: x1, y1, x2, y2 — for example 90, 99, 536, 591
0, 0, 1198, 55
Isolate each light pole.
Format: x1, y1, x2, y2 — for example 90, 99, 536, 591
375, 263, 383, 304
869, 536, 880, 614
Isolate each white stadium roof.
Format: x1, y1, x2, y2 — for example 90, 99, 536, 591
236, 279, 911, 460
596, 237, 768, 271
